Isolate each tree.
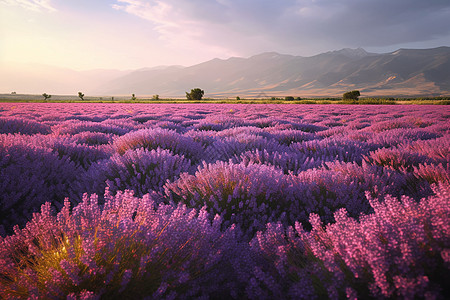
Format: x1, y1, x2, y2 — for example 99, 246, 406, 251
152, 94, 160, 100
186, 88, 204, 100
343, 90, 360, 101
285, 96, 295, 101
42, 93, 51, 100
78, 92, 85, 100
131, 93, 137, 101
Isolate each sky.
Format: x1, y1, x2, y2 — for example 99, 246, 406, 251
1, 0, 450, 71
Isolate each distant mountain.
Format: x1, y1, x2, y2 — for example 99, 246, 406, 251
95, 46, 450, 97
0, 62, 129, 95
2, 47, 450, 97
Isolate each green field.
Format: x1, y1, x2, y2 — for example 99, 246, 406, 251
1, 93, 449, 105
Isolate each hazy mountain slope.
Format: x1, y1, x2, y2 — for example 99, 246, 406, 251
0, 63, 129, 95
97, 47, 450, 97
2, 47, 449, 97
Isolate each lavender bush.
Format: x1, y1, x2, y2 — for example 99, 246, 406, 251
232, 148, 322, 174
0, 143, 83, 236
0, 117, 51, 135
0, 190, 250, 299
88, 148, 192, 197
249, 184, 449, 299
164, 161, 290, 235
113, 128, 204, 162
0, 103, 448, 298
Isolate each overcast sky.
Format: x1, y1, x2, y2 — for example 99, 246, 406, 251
1, 0, 450, 70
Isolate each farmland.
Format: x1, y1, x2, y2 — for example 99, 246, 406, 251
0, 103, 449, 299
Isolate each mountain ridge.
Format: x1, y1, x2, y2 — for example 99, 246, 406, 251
2, 47, 450, 97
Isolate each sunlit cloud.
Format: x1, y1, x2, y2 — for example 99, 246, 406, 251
0, 0, 56, 12
112, 0, 242, 58
112, 0, 450, 56
112, 0, 176, 29
1, 0, 449, 72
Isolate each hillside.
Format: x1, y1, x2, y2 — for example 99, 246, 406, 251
2, 47, 450, 97
95, 46, 450, 97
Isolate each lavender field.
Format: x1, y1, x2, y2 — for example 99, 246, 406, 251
0, 103, 449, 299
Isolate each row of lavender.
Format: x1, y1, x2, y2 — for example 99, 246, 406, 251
1, 103, 449, 298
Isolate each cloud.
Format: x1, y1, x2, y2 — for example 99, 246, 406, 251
0, 0, 56, 12
291, 0, 450, 46
112, 0, 450, 55
112, 0, 243, 58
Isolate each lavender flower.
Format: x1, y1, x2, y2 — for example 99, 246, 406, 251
0, 117, 51, 135
165, 161, 292, 235
0, 143, 83, 235
113, 128, 204, 162
0, 190, 249, 299
1, 102, 448, 298
87, 148, 192, 197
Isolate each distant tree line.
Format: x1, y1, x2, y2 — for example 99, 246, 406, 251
34, 89, 450, 102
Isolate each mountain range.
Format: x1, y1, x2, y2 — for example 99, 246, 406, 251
2, 47, 450, 97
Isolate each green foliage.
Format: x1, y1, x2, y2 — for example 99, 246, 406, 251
358, 98, 396, 105
42, 93, 51, 100
343, 90, 360, 101
186, 88, 204, 100
285, 96, 295, 101
78, 92, 85, 101
294, 100, 317, 104
152, 94, 159, 100
236, 96, 240, 100
435, 100, 450, 105
131, 93, 137, 101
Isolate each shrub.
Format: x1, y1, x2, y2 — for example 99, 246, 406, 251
250, 183, 450, 299
70, 131, 115, 146
113, 128, 204, 162
52, 120, 130, 136
268, 129, 317, 146
232, 149, 322, 174
0, 117, 51, 135
0, 102, 449, 298
203, 135, 283, 163
0, 144, 83, 235
368, 128, 441, 148
186, 88, 204, 100
413, 163, 450, 184
164, 161, 290, 235
52, 141, 112, 170
400, 137, 450, 166
88, 148, 192, 197
0, 191, 250, 299
289, 137, 371, 165
284, 160, 433, 225
364, 147, 433, 172
343, 90, 360, 101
